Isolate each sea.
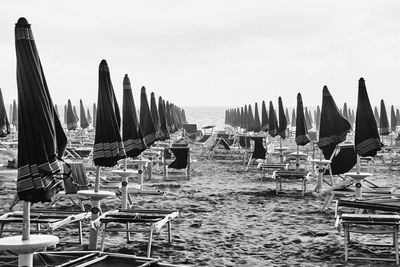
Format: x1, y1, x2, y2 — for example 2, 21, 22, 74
184, 106, 228, 131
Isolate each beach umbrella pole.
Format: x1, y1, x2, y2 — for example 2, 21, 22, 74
20, 201, 32, 267
121, 159, 128, 209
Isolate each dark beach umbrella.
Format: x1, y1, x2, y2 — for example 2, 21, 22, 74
87, 108, 92, 124
285, 108, 290, 126
158, 96, 170, 140
150, 92, 163, 139
9, 104, 13, 124
79, 99, 89, 129
164, 100, 173, 133
15, 17, 67, 203
247, 104, 255, 132
244, 105, 248, 131
316, 105, 321, 131
318, 86, 352, 159
397, 109, 400, 125
122, 74, 146, 158
343, 103, 348, 120
291, 109, 296, 128
355, 78, 382, 157
73, 105, 79, 123
254, 103, 261, 132
240, 107, 244, 130
268, 101, 278, 137
92, 59, 126, 167
295, 93, 309, 146
12, 99, 18, 128
63, 104, 67, 126
0, 89, 10, 137
374, 106, 380, 128
66, 99, 77, 131
93, 103, 97, 129
304, 107, 312, 130
139, 86, 157, 146
277, 97, 287, 138
391, 105, 397, 132
261, 101, 268, 131
379, 99, 390, 136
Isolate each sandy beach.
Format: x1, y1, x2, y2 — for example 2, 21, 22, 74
0, 137, 399, 267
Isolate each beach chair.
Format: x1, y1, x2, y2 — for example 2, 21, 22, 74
182, 124, 197, 141
272, 170, 311, 196
50, 161, 92, 210
0, 209, 90, 245
245, 136, 267, 171
334, 200, 400, 264
94, 209, 179, 258
257, 162, 289, 181
163, 144, 191, 179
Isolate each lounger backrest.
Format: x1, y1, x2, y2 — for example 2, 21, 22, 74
168, 147, 189, 169
63, 162, 90, 194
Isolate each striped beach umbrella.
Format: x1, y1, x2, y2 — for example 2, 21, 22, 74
66, 99, 77, 131
277, 97, 287, 138
140, 86, 157, 146
355, 78, 381, 157
295, 93, 309, 146
15, 17, 67, 203
268, 101, 278, 137
93, 103, 97, 129
122, 74, 146, 158
379, 99, 390, 136
79, 99, 89, 129
92, 60, 126, 167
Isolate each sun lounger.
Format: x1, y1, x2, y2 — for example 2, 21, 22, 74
93, 209, 179, 258
272, 170, 311, 196
0, 209, 90, 245
0, 251, 183, 267
257, 162, 288, 181
335, 214, 400, 264
163, 146, 191, 179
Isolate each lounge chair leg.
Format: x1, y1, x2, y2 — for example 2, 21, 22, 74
344, 225, 349, 261
147, 230, 153, 258
168, 221, 172, 243
100, 224, 107, 252
78, 221, 83, 245
395, 226, 399, 264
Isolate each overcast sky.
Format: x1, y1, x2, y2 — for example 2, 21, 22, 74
1, 0, 400, 110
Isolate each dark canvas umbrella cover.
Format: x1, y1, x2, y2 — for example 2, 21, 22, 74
277, 97, 287, 138
140, 86, 157, 146
268, 101, 278, 137
0, 89, 10, 137
79, 99, 89, 129
15, 17, 67, 203
379, 99, 390, 136
355, 78, 382, 157
295, 93, 310, 146
92, 60, 126, 167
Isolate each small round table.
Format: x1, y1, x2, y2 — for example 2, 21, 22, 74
111, 169, 142, 209
0, 234, 59, 267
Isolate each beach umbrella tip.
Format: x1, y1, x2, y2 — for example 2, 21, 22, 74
16, 17, 29, 26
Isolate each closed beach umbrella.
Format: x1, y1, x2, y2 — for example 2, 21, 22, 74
66, 99, 77, 131
122, 74, 146, 158
343, 103, 348, 120
291, 109, 296, 128
305, 107, 312, 130
277, 97, 287, 138
379, 99, 390, 136
150, 92, 163, 139
316, 105, 321, 131
318, 86, 351, 158
73, 105, 79, 123
261, 101, 268, 131
254, 103, 261, 132
54, 104, 59, 117
12, 99, 18, 128
158, 96, 170, 140
63, 104, 67, 126
15, 17, 67, 203
374, 106, 380, 128
244, 105, 248, 131
0, 89, 10, 137
93, 59, 126, 167
391, 105, 397, 132
355, 78, 381, 157
247, 104, 255, 132
87, 108, 92, 124
140, 86, 157, 146
285, 108, 290, 127
295, 93, 309, 146
397, 109, 400, 126
79, 99, 89, 129
268, 101, 278, 137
